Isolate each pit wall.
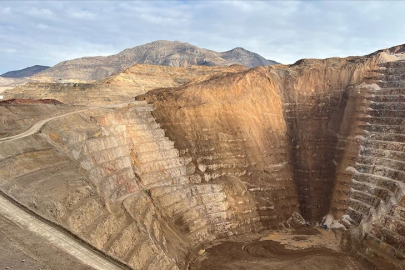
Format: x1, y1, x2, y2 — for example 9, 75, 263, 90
141, 56, 379, 226
1, 100, 283, 269
142, 67, 301, 233
39, 101, 243, 266
277, 56, 379, 221
0, 104, 189, 269
2, 52, 404, 269
340, 60, 405, 269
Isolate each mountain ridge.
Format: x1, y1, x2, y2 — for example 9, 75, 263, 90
34, 40, 278, 82
1, 65, 50, 78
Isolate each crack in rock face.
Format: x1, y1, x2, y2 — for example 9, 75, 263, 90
1, 44, 405, 269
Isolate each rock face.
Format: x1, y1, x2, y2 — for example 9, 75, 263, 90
337, 60, 405, 269
1, 65, 50, 78
139, 66, 301, 232
0, 102, 190, 269
1, 44, 405, 269
33, 40, 277, 82
139, 55, 377, 224
138, 45, 405, 268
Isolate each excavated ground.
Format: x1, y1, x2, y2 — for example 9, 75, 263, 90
0, 215, 93, 270
189, 228, 364, 270
1, 45, 405, 270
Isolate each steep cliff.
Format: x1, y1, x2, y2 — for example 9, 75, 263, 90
139, 54, 378, 223
1, 44, 405, 269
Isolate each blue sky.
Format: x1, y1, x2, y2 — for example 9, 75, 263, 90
1, 1, 405, 73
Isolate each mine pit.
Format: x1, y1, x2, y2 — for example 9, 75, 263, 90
0, 46, 405, 270
189, 228, 364, 270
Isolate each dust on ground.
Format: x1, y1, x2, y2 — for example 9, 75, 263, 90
188, 227, 365, 270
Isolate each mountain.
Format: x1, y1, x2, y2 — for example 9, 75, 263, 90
1, 65, 50, 78
219, 47, 277, 67
34, 40, 278, 82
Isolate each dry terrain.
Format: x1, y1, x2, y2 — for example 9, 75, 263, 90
1, 43, 405, 270
33, 40, 277, 82
189, 229, 365, 270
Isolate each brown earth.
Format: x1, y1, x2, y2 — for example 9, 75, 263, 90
0, 214, 94, 270
189, 230, 365, 270
0, 44, 405, 270
3, 64, 246, 106
0, 99, 62, 105
190, 241, 363, 270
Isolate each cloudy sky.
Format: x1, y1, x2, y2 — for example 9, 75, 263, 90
1, 0, 405, 74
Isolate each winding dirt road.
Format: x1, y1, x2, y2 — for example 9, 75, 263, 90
0, 101, 141, 144
0, 107, 134, 269
0, 109, 89, 143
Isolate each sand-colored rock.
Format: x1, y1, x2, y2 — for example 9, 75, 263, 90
3, 64, 246, 106
1, 44, 405, 269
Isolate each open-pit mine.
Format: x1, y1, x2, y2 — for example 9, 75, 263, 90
1, 44, 405, 270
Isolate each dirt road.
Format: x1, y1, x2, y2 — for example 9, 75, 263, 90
0, 194, 124, 270
0, 109, 88, 143
0, 106, 136, 269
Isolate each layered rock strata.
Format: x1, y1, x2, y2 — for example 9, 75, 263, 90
140, 56, 377, 224
337, 61, 405, 269
137, 49, 405, 268
0, 102, 191, 269
0, 101, 271, 268
1, 45, 405, 269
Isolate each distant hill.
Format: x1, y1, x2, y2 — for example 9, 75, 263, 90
34, 40, 278, 82
2, 65, 50, 78
219, 47, 277, 67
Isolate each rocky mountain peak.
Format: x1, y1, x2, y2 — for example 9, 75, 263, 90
33, 40, 278, 82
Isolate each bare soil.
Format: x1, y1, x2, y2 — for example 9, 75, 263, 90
0, 215, 94, 270
188, 228, 365, 270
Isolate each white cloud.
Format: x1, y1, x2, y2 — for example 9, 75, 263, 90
36, 23, 50, 30
27, 7, 54, 17
69, 9, 97, 19
1, 6, 11, 14
1, 48, 17, 53
1, 0, 405, 73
